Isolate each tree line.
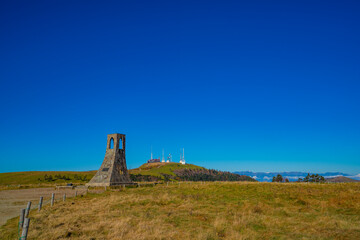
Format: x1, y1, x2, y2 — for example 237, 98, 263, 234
173, 169, 256, 182
130, 169, 256, 182
272, 173, 325, 183
38, 174, 89, 182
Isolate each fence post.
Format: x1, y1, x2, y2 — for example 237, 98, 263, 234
38, 197, 43, 212
105, 186, 107, 191
24, 201, 31, 218
63, 193, 66, 202
167, 182, 169, 187
75, 191, 77, 197
51, 193, 55, 207
19, 208, 25, 228
20, 218, 30, 240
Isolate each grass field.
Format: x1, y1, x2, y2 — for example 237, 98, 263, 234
0, 163, 206, 190
130, 162, 205, 178
0, 171, 96, 190
1, 182, 360, 239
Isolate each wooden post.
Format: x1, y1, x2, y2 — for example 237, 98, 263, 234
20, 218, 30, 240
38, 197, 43, 212
51, 193, 55, 207
24, 201, 31, 218
19, 208, 25, 228
63, 193, 66, 202
105, 186, 107, 191
86, 188, 88, 194
167, 182, 169, 187
75, 191, 77, 197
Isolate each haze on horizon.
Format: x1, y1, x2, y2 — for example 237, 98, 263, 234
0, 1, 359, 174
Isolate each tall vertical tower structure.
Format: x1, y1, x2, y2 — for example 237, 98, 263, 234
161, 149, 165, 163
180, 148, 186, 165
86, 133, 132, 186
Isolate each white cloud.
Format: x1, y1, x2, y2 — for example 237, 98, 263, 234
347, 174, 360, 179
283, 176, 302, 180
324, 175, 343, 178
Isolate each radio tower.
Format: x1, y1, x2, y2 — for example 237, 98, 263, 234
151, 146, 153, 160
183, 148, 185, 164
161, 149, 165, 163
180, 148, 185, 165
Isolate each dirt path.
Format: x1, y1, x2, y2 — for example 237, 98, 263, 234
0, 187, 86, 226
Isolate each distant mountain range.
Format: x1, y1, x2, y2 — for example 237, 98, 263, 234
234, 171, 360, 182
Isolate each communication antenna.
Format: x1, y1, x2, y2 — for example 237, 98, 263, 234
151, 146, 153, 160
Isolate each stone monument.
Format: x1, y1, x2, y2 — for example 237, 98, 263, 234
86, 133, 132, 186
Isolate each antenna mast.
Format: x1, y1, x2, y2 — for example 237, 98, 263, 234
151, 146, 153, 160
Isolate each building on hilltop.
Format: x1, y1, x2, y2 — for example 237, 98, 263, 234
147, 147, 160, 163
147, 158, 160, 163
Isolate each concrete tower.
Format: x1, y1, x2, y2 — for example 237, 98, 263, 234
86, 133, 132, 186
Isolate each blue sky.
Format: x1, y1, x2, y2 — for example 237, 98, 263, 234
0, 1, 359, 174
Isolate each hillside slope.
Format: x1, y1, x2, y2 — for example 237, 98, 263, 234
326, 176, 360, 183
130, 162, 255, 182
129, 162, 204, 177
0, 163, 255, 187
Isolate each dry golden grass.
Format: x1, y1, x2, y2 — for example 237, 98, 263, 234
1, 182, 360, 239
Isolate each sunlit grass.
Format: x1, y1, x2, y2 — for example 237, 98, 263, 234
0, 171, 96, 190
1, 182, 360, 239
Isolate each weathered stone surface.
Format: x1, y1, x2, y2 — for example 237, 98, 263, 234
86, 133, 132, 186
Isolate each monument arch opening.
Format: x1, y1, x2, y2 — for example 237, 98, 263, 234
109, 138, 114, 149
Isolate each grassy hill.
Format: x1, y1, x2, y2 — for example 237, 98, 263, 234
131, 162, 204, 174
0, 163, 204, 187
0, 163, 254, 189
129, 162, 205, 180
326, 176, 360, 183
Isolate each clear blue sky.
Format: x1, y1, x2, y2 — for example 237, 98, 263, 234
0, 1, 359, 174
